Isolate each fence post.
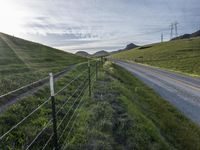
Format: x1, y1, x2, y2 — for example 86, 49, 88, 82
88, 61, 91, 97
49, 73, 59, 150
96, 61, 98, 80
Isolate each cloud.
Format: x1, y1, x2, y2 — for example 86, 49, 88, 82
0, 0, 199, 53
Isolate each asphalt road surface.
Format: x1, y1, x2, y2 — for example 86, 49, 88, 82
114, 60, 200, 125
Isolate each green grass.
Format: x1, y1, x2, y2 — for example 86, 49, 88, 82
111, 37, 200, 76
60, 61, 200, 149
0, 63, 94, 149
106, 62, 200, 149
1, 60, 200, 149
0, 32, 86, 95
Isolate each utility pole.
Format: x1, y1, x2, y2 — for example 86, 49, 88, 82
161, 33, 163, 42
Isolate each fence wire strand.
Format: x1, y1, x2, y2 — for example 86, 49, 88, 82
62, 68, 96, 149
0, 61, 99, 149
57, 81, 88, 130
22, 71, 88, 149
0, 68, 88, 141
58, 86, 87, 142
41, 133, 53, 150
55, 69, 88, 96
62, 112, 79, 149
0, 96, 51, 140
0, 76, 49, 99
56, 76, 88, 116
25, 121, 52, 150
42, 82, 88, 150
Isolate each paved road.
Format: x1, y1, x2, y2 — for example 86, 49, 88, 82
114, 60, 200, 125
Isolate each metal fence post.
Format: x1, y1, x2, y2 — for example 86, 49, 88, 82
88, 61, 91, 97
49, 73, 59, 150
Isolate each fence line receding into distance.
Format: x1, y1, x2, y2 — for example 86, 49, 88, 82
0, 60, 101, 150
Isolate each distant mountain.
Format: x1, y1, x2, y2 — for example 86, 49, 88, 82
75, 51, 91, 57
111, 43, 138, 54
124, 43, 138, 50
172, 30, 200, 40
93, 50, 109, 57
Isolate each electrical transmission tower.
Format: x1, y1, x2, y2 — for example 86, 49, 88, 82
170, 23, 174, 39
161, 33, 163, 42
174, 22, 178, 37
170, 22, 179, 39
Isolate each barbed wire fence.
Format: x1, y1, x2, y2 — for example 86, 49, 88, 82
0, 59, 102, 150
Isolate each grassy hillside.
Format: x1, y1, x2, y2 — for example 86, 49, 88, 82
111, 37, 200, 76
0, 32, 86, 95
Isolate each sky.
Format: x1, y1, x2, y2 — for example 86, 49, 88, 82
0, 0, 199, 54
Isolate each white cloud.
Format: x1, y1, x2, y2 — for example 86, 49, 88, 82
0, 0, 199, 53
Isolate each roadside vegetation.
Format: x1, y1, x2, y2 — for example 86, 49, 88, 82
1, 60, 200, 149
59, 61, 200, 150
111, 37, 200, 76
0, 33, 86, 95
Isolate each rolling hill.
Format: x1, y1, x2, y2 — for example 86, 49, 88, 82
111, 43, 138, 54
75, 51, 90, 57
93, 50, 109, 57
0, 32, 86, 95
76, 50, 110, 57
111, 37, 200, 76
172, 30, 200, 40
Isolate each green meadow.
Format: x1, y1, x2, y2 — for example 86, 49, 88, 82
112, 37, 200, 76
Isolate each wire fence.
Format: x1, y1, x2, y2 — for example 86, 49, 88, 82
0, 60, 101, 150
0, 65, 75, 107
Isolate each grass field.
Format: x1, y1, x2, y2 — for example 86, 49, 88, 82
0, 62, 95, 149
111, 37, 200, 76
0, 32, 86, 95
1, 60, 200, 149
